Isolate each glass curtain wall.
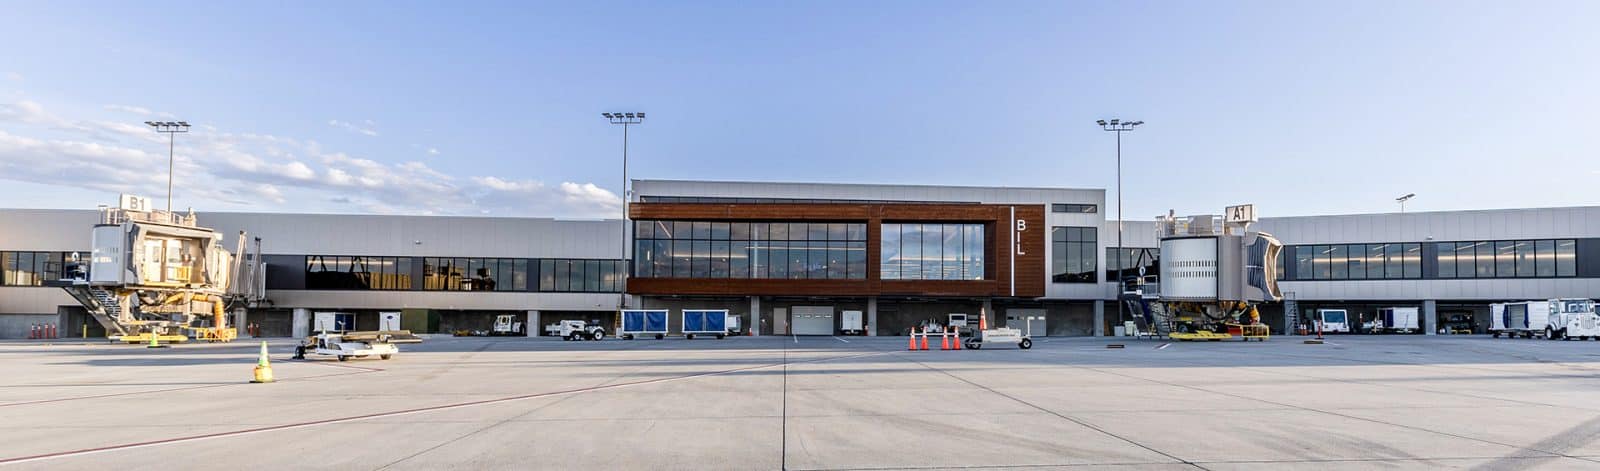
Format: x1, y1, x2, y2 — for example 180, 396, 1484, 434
1434, 239, 1576, 278
633, 220, 868, 280
879, 223, 986, 280
1051, 227, 1097, 283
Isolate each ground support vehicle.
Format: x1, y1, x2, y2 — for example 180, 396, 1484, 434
682, 310, 729, 339
619, 310, 669, 340
294, 331, 399, 361
1492, 299, 1600, 340
963, 327, 1032, 350
553, 320, 606, 340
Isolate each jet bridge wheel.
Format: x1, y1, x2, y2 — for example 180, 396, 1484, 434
380, 354, 392, 360
1019, 339, 1032, 350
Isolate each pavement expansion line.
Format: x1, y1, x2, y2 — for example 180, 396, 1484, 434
895, 354, 1207, 470
0, 349, 891, 467
781, 331, 791, 471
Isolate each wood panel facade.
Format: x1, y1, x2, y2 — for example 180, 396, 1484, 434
627, 203, 1046, 298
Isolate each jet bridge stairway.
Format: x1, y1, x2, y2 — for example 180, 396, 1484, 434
52, 282, 132, 337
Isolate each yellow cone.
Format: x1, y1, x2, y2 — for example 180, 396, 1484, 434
251, 341, 275, 383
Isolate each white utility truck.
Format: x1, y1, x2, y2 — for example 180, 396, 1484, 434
840, 310, 865, 335
1492, 299, 1600, 340
491, 314, 524, 336
1312, 309, 1351, 334
1375, 307, 1419, 334
550, 320, 606, 340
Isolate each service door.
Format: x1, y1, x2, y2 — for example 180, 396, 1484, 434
791, 306, 835, 335
1007, 309, 1047, 337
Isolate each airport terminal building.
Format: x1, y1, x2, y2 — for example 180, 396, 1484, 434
2, 179, 1598, 339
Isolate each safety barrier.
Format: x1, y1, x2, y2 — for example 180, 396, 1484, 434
907, 328, 962, 352
28, 323, 60, 339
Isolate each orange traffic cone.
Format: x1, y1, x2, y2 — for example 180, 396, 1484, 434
908, 329, 917, 351
941, 331, 950, 350
953, 329, 962, 350
920, 329, 929, 351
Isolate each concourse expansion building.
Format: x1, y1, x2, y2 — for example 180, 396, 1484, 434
2, 179, 1598, 339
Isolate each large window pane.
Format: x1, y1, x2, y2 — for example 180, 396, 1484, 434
1329, 245, 1348, 279
769, 222, 788, 241
901, 224, 922, 280
1295, 247, 1314, 280
788, 241, 807, 279
635, 240, 655, 277
711, 240, 730, 278
692, 240, 711, 278
553, 260, 570, 291
1536, 240, 1555, 277
672, 240, 692, 277
511, 259, 525, 291
1345, 245, 1365, 279
827, 241, 845, 279
730, 222, 749, 241
653, 240, 671, 277
1403, 244, 1421, 278
941, 224, 961, 280
1436, 242, 1456, 278
692, 222, 711, 239
881, 223, 901, 280
920, 225, 941, 280
1557, 239, 1577, 277
1495, 241, 1515, 277
730, 241, 750, 278
1456, 242, 1477, 279
1515, 241, 1534, 277
710, 222, 730, 240
808, 223, 827, 241
847, 241, 867, 279
847, 223, 865, 241
768, 241, 788, 279
828, 223, 846, 241
586, 260, 602, 291
964, 224, 984, 280
539, 259, 555, 291
1381, 244, 1400, 279
1476, 241, 1495, 277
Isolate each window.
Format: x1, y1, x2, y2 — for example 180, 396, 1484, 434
1051, 204, 1097, 213
881, 223, 987, 281
1496, 241, 1516, 277
633, 220, 867, 280
1106, 247, 1159, 282
535, 259, 623, 292
1437, 242, 1456, 278
1, 251, 74, 286
1557, 240, 1577, 277
1051, 226, 1096, 283
307, 256, 415, 290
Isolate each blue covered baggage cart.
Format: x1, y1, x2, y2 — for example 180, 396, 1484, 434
619, 309, 669, 340
682, 309, 730, 340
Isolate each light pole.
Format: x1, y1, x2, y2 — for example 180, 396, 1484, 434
603, 112, 644, 308
1098, 118, 1142, 332
1396, 193, 1415, 213
146, 121, 190, 216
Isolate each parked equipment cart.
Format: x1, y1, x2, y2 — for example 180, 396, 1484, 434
964, 326, 1032, 350
682, 309, 729, 339
619, 309, 669, 340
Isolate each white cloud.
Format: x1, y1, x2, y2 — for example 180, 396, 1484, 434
3, 72, 20, 82
328, 119, 379, 137
427, 147, 439, 156
0, 99, 617, 217
104, 104, 178, 119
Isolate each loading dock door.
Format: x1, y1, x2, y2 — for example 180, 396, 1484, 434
1007, 309, 1047, 337
791, 306, 835, 335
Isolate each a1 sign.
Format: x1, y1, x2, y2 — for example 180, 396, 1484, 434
1225, 204, 1256, 223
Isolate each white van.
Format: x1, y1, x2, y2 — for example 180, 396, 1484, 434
1312, 309, 1350, 334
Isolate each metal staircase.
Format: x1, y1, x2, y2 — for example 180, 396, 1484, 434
58, 284, 131, 337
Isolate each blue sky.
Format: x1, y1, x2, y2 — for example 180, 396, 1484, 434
1, 1, 1596, 219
